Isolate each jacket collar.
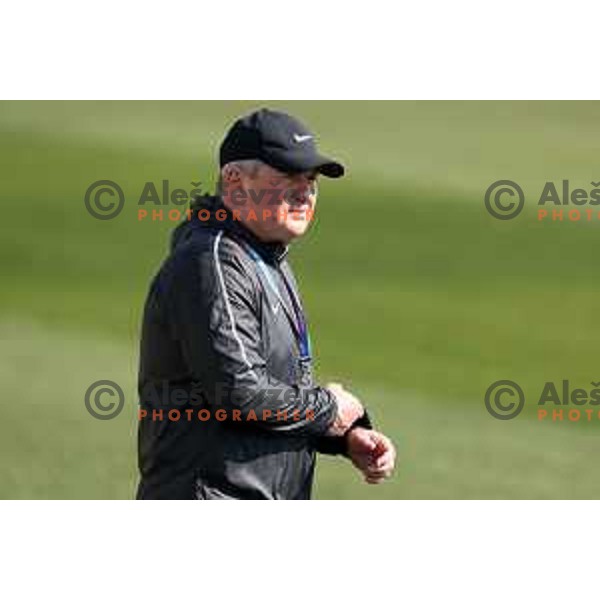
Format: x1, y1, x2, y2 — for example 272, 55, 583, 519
172, 195, 289, 264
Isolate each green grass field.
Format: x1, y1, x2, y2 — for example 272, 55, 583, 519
1, 101, 599, 498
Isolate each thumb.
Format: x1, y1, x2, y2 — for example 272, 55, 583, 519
327, 381, 345, 392
371, 434, 390, 459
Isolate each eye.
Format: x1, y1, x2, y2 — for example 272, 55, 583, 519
269, 175, 289, 187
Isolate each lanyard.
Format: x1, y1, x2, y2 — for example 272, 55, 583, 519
245, 244, 312, 361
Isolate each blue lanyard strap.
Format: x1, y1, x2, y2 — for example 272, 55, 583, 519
245, 244, 312, 360
280, 274, 312, 360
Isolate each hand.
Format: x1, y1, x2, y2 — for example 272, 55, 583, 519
325, 382, 364, 436
346, 428, 396, 484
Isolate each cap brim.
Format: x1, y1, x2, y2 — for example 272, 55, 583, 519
314, 156, 345, 178
263, 149, 345, 179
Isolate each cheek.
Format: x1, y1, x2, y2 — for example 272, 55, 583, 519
255, 209, 284, 230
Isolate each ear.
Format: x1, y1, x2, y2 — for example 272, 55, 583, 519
222, 163, 241, 183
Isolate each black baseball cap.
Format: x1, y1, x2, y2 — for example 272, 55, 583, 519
219, 108, 345, 178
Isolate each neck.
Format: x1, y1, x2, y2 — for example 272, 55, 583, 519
196, 194, 290, 263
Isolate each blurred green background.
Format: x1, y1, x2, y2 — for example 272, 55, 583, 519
1, 101, 599, 499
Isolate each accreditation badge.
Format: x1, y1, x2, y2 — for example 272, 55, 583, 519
297, 356, 314, 387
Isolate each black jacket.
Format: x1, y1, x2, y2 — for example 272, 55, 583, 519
136, 195, 363, 499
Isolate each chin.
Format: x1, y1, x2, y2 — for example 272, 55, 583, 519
281, 222, 310, 242
260, 217, 311, 244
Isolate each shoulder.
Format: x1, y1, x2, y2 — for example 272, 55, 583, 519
167, 224, 259, 289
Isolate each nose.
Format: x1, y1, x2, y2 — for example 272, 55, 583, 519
298, 180, 312, 195
297, 174, 318, 196
294, 182, 315, 203
280, 171, 316, 208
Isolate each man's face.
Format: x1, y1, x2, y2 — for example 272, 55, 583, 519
223, 162, 319, 244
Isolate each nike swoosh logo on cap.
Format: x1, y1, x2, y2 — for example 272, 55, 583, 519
293, 133, 313, 143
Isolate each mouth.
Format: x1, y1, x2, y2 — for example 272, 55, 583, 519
287, 206, 309, 216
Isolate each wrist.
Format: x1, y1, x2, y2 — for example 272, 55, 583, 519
346, 409, 373, 433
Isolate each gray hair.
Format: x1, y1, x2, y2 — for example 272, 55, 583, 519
225, 159, 264, 176
216, 159, 264, 195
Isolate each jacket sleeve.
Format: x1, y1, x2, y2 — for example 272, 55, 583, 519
314, 410, 374, 456
164, 231, 338, 437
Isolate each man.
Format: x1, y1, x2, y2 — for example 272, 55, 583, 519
137, 108, 395, 499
